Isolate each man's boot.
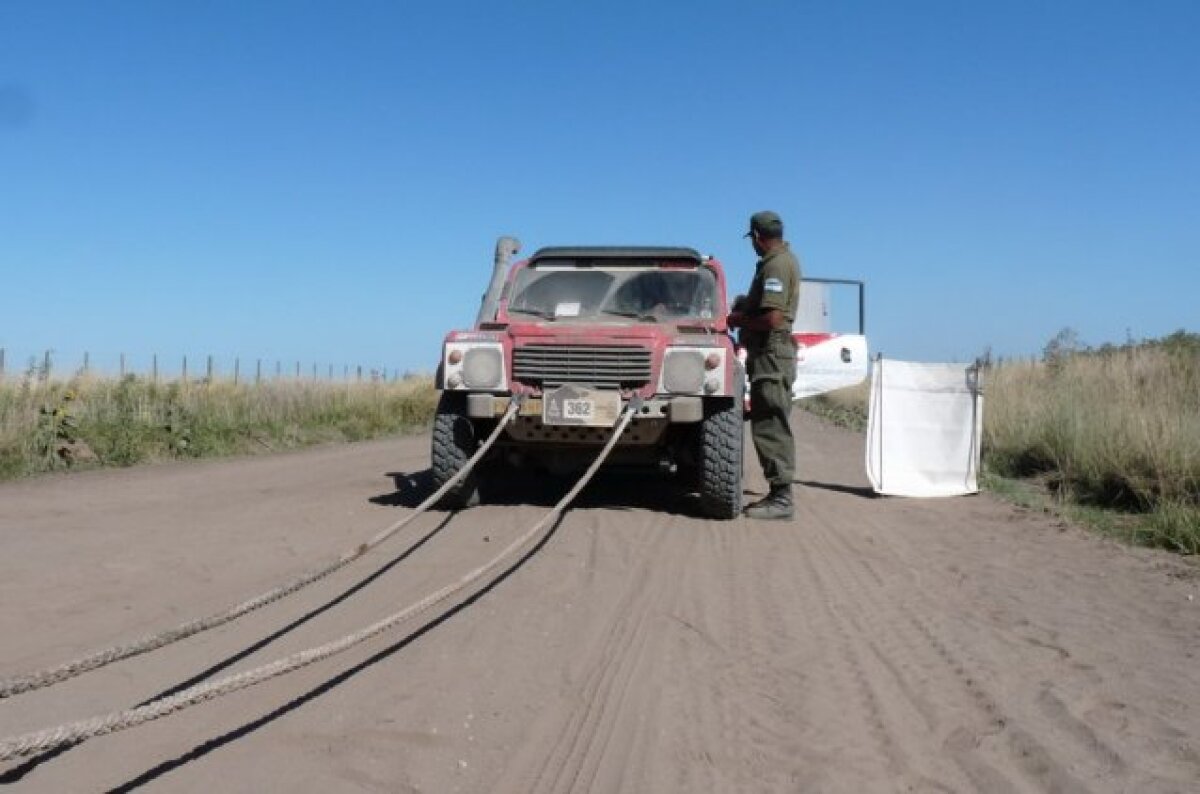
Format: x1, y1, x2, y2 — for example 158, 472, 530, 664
744, 485, 794, 520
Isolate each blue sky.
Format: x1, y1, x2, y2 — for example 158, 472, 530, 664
2, 1, 1197, 376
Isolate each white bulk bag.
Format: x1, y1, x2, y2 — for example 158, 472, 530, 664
865, 358, 983, 497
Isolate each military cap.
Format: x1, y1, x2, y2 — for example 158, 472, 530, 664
745, 210, 784, 238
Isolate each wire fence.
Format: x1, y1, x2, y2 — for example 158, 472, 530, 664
0, 348, 418, 386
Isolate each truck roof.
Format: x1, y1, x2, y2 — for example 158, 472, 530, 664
529, 246, 704, 264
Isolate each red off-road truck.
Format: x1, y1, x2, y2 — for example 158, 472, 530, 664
433, 241, 745, 518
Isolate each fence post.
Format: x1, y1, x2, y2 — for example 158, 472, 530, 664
207, 355, 214, 382
256, 359, 262, 385
356, 365, 362, 382
311, 363, 317, 381
83, 351, 90, 374
43, 350, 51, 381
152, 354, 158, 383
182, 355, 188, 382
294, 361, 300, 379
234, 358, 240, 386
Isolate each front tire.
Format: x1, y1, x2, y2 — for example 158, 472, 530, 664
430, 392, 481, 509
697, 395, 744, 519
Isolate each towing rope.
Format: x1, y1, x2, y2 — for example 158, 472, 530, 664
0, 401, 637, 762
0, 399, 522, 702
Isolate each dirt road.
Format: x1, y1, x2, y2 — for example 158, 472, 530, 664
1, 412, 1197, 792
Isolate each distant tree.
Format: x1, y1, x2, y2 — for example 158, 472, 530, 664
1043, 327, 1085, 365
1157, 329, 1200, 358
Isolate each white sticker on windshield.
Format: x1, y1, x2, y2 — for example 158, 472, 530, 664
555, 302, 581, 317
764, 277, 784, 293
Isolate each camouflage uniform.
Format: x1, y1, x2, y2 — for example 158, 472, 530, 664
742, 239, 801, 492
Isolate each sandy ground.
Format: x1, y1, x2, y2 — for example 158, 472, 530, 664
0, 411, 1197, 793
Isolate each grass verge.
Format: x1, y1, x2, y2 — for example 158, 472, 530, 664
981, 471, 1198, 555
798, 381, 869, 432
0, 374, 438, 481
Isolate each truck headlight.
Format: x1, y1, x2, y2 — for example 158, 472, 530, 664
661, 347, 726, 395
443, 342, 506, 390
463, 347, 503, 389
662, 350, 705, 393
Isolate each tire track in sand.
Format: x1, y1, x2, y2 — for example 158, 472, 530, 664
657, 521, 739, 793
806, 513, 1020, 792
497, 512, 678, 794
809, 514, 1102, 793
692, 520, 819, 792
794, 511, 964, 792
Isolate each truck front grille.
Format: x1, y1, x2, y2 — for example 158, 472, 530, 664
513, 345, 652, 389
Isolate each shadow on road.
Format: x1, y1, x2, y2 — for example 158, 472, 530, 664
371, 466, 710, 519
797, 479, 879, 499
100, 512, 571, 792
369, 468, 435, 507
1, 512, 455, 786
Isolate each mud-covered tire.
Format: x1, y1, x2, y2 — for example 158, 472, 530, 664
698, 395, 744, 519
430, 392, 481, 509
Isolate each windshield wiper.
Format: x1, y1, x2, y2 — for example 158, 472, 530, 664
600, 309, 658, 322
508, 306, 557, 321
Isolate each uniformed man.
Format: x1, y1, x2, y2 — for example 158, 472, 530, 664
727, 210, 801, 520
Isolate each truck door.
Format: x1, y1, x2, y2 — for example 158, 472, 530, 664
791, 278, 869, 399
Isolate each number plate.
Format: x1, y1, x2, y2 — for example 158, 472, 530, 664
543, 385, 621, 427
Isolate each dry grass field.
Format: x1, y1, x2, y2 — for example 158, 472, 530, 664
986, 344, 1199, 551
802, 332, 1200, 554
0, 373, 437, 480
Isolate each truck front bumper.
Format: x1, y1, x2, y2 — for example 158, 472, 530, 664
464, 393, 705, 424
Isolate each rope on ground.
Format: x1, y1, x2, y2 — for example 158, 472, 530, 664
0, 399, 522, 702
0, 401, 637, 762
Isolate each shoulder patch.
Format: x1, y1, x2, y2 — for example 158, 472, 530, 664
764, 277, 784, 293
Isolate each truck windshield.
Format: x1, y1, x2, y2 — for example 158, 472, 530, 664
506, 265, 718, 322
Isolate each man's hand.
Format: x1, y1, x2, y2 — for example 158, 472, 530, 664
727, 295, 748, 329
